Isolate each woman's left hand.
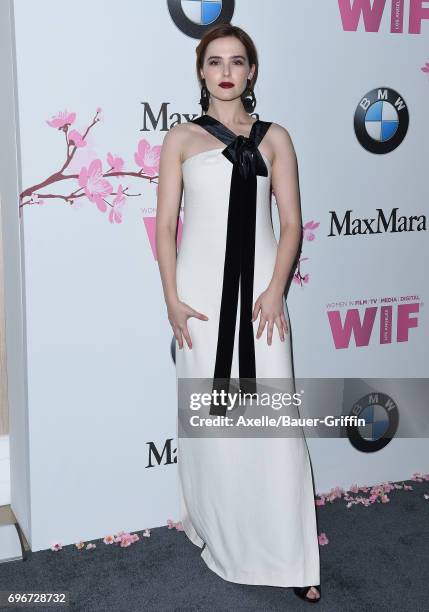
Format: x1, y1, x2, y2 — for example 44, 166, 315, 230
252, 287, 288, 345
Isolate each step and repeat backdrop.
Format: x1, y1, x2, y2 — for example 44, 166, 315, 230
1, 0, 428, 550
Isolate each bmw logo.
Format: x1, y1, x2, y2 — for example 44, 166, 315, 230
354, 87, 409, 154
343, 391, 399, 452
167, 0, 235, 38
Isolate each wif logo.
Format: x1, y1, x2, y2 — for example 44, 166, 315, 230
327, 297, 421, 349
339, 0, 429, 34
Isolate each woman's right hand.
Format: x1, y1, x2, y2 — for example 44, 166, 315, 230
167, 299, 209, 349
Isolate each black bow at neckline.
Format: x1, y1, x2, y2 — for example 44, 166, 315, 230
194, 114, 269, 180
223, 134, 268, 180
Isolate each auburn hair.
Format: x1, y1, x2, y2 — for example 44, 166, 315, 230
195, 24, 259, 90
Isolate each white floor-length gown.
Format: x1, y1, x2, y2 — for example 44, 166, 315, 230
174, 113, 320, 587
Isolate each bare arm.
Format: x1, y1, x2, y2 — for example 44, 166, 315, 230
156, 125, 208, 349
156, 126, 183, 308
251, 124, 302, 345
268, 124, 302, 295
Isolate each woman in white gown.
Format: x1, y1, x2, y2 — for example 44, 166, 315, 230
156, 24, 321, 603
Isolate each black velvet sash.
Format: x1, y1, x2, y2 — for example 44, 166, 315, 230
191, 114, 272, 417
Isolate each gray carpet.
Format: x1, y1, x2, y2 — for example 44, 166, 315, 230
0, 478, 428, 611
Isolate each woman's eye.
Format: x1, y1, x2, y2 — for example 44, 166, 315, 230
208, 60, 244, 65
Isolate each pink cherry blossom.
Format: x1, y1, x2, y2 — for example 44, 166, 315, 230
303, 220, 319, 240
318, 532, 329, 545
78, 159, 113, 212
103, 535, 115, 544
303, 220, 319, 230
46, 109, 76, 130
113, 531, 140, 547
120, 536, 133, 548
68, 129, 87, 148
107, 152, 124, 172
421, 62, 429, 73
50, 542, 62, 551
143, 529, 151, 538
109, 184, 126, 224
30, 193, 45, 206
86, 542, 96, 550
166, 518, 184, 531
134, 139, 161, 176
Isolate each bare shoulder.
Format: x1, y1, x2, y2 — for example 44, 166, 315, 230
161, 123, 189, 148
161, 121, 202, 163
159, 124, 186, 168
266, 122, 297, 162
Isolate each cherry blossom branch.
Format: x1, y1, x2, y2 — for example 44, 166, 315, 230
20, 186, 141, 209
21, 171, 156, 202
20, 107, 161, 223
58, 109, 100, 175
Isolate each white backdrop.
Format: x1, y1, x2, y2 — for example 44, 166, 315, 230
1, 0, 428, 551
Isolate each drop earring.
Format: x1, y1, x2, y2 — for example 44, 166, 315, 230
199, 78, 210, 113
241, 78, 256, 113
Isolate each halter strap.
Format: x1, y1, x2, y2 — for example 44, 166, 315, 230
191, 115, 272, 180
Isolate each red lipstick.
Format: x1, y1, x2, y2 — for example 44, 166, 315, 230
219, 82, 234, 88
